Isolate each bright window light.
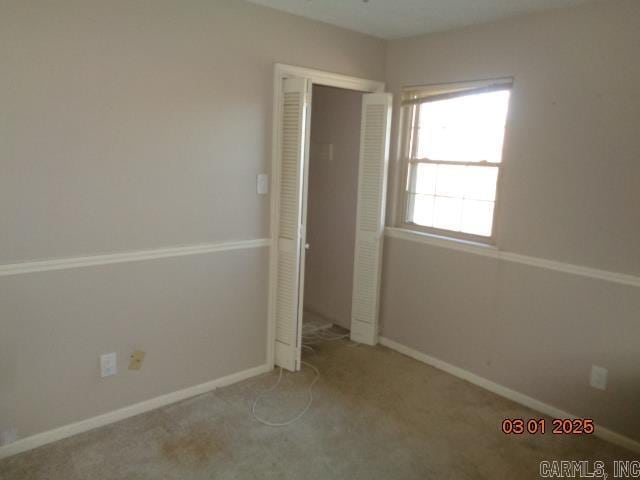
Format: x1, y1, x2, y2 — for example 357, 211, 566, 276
404, 84, 511, 240
416, 90, 510, 163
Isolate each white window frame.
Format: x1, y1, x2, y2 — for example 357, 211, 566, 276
398, 78, 513, 245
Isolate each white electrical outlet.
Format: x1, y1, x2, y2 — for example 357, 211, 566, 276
0, 428, 17, 446
590, 365, 608, 390
100, 352, 117, 378
257, 174, 269, 195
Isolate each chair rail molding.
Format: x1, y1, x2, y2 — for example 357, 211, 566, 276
0, 238, 271, 277
385, 227, 640, 288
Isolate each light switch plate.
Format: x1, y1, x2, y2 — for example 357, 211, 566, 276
129, 350, 146, 370
100, 352, 117, 378
257, 174, 269, 195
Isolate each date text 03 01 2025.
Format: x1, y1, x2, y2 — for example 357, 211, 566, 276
502, 418, 595, 435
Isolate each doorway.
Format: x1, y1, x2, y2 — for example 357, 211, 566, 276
268, 64, 392, 371
302, 85, 363, 338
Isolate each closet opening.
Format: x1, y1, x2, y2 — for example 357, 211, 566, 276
301, 85, 364, 343
269, 64, 391, 372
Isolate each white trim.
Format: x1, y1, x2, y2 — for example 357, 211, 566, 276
379, 337, 640, 454
295, 78, 313, 371
0, 363, 270, 459
274, 64, 385, 94
385, 227, 640, 288
0, 239, 271, 277
267, 63, 386, 370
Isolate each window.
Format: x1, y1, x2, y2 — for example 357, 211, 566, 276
400, 79, 512, 243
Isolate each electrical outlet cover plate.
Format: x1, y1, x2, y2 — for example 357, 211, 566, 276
129, 350, 146, 370
0, 428, 18, 447
590, 365, 608, 390
100, 352, 117, 378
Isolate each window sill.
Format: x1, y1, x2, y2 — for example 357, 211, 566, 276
385, 227, 499, 256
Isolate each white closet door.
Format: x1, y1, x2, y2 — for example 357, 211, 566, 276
275, 77, 310, 371
350, 93, 393, 345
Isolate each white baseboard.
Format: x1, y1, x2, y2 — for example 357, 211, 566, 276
302, 308, 334, 333
303, 306, 347, 330
378, 336, 640, 454
0, 363, 271, 460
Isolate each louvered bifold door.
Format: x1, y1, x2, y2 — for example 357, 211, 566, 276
275, 77, 310, 371
350, 93, 392, 345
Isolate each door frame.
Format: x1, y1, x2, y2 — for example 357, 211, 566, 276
267, 64, 385, 370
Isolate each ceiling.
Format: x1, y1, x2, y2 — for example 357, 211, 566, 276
246, 0, 597, 39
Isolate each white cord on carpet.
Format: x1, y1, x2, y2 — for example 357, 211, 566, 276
251, 361, 320, 427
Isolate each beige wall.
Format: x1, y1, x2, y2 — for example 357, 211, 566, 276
304, 86, 363, 329
1, 248, 269, 438
386, 0, 640, 275
0, 0, 384, 264
3, 0, 638, 449
381, 0, 640, 441
0, 0, 385, 440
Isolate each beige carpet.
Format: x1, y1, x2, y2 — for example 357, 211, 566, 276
0, 333, 635, 479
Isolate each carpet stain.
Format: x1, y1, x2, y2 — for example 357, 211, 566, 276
161, 428, 223, 466
1, 334, 635, 480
